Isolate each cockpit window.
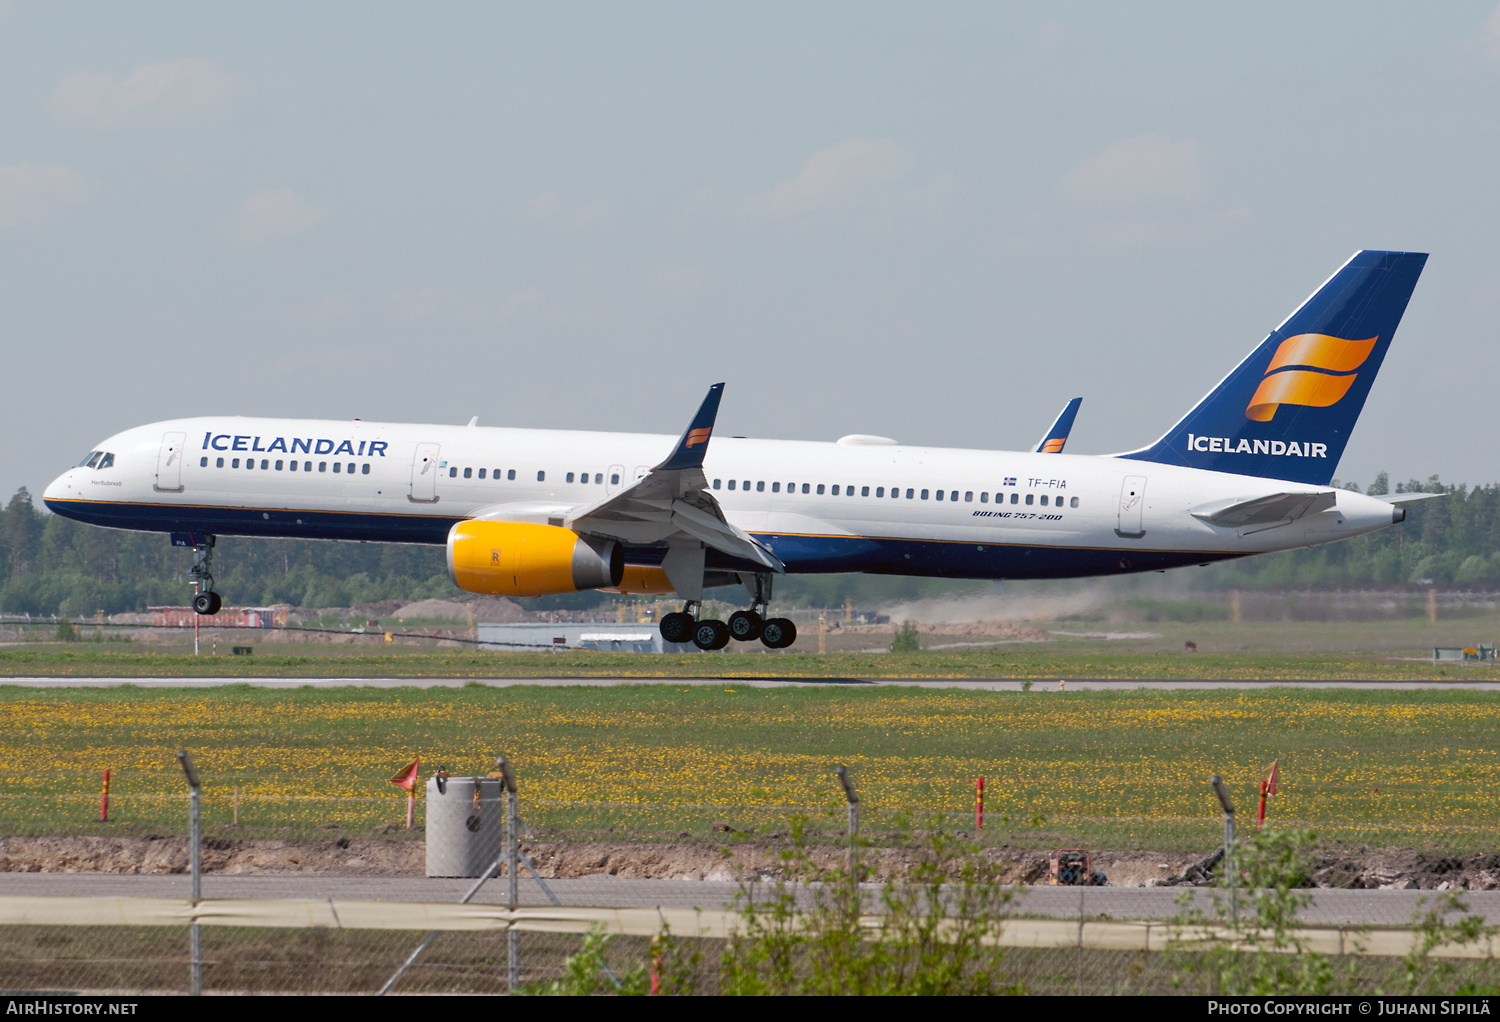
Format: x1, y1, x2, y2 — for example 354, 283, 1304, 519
97, 453, 115, 470
80, 452, 101, 468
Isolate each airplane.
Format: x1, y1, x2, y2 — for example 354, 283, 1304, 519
45, 249, 1431, 652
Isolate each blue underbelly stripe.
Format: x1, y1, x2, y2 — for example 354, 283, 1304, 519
45, 497, 1243, 581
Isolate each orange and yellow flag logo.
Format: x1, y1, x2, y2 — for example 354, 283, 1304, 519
1039, 438, 1066, 453
1244, 333, 1377, 422
685, 427, 712, 448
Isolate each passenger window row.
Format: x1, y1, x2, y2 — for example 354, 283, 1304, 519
202, 456, 370, 475
710, 477, 1080, 509
448, 467, 520, 480
440, 468, 622, 486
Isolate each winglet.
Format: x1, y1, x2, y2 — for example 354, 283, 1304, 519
1035, 397, 1082, 454
653, 383, 725, 471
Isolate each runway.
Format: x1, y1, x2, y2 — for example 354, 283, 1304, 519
0, 873, 1487, 926
3, 675, 1498, 689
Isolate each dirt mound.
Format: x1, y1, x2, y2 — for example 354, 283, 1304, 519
0, 835, 422, 876
395, 598, 529, 623
1310, 846, 1500, 891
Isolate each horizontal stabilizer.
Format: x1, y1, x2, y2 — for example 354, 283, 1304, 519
1376, 492, 1447, 505
1191, 491, 1336, 528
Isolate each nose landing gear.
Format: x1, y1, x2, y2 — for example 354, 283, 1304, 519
173, 533, 223, 616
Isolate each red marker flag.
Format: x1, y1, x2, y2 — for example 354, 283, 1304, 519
389, 758, 421, 791
1264, 759, 1279, 796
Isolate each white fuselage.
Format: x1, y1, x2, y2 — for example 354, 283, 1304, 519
43, 415, 1400, 581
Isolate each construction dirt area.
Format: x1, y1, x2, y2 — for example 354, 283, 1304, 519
2, 835, 1497, 892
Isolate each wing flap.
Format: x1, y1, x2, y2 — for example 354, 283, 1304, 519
1191, 490, 1337, 527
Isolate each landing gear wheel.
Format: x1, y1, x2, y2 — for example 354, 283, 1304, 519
659, 611, 694, 644
693, 619, 730, 651
193, 591, 222, 616
760, 617, 797, 649
728, 610, 763, 642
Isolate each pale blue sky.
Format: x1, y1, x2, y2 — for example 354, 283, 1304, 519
4, 2, 1500, 498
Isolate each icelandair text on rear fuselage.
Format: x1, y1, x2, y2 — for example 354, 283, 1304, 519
1187, 434, 1329, 458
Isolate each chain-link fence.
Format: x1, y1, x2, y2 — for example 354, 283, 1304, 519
0, 901, 1496, 996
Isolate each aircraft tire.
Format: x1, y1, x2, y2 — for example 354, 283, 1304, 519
693, 619, 730, 651
659, 611, 694, 644
760, 617, 796, 649
193, 591, 221, 616
728, 610, 763, 642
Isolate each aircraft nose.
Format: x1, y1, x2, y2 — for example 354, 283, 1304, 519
43, 470, 75, 506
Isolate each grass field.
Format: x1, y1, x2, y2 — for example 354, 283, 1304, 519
3, 642, 1500, 680
1, 683, 1496, 853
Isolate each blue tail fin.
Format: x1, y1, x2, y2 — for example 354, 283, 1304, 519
1035, 397, 1082, 453
1118, 250, 1427, 485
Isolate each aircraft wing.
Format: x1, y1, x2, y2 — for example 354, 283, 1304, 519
562, 384, 784, 573
1375, 492, 1447, 505
1034, 397, 1083, 454
1190, 491, 1337, 528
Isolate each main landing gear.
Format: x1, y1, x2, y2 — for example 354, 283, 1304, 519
186, 535, 222, 616
657, 591, 798, 651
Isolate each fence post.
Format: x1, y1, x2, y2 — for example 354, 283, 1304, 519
176, 750, 203, 996
496, 755, 519, 993
1209, 774, 1237, 922
835, 764, 859, 872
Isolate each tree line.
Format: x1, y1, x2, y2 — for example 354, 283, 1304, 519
1, 472, 1495, 616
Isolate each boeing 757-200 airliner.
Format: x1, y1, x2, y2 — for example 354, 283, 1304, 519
45, 250, 1432, 650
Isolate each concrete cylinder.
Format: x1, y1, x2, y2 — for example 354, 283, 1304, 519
425, 775, 505, 878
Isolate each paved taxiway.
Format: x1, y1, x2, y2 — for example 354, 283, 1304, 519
0, 873, 1488, 926
3, 676, 1498, 690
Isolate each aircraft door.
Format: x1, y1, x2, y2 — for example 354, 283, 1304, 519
410, 443, 441, 503
633, 466, 650, 483
1117, 475, 1147, 538
154, 432, 186, 493
606, 464, 625, 495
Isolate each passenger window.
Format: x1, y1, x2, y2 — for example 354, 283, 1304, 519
478, 469, 486, 479
1010, 493, 1018, 504
595, 473, 602, 484
610, 473, 619, 485
1024, 493, 1033, 505
200, 457, 208, 468
756, 481, 765, 492
1039, 494, 1048, 506
831, 485, 839, 495
861, 486, 869, 496
448, 467, 457, 477
217, 457, 225, 468
802, 483, 810, 494
713, 479, 721, 489
935, 489, 943, 501
348, 462, 355, 474
319, 462, 327, 472
275, 460, 284, 471
728, 479, 736, 490
288, 460, 296, 471
965, 491, 973, 502
231, 458, 240, 469
334, 463, 342, 474
876, 487, 884, 497
1070, 496, 1079, 508
259, 460, 267, 470
305, 461, 313, 472
537, 471, 545, 482
905, 488, 914, 499
362, 464, 370, 475
566, 472, 575, 483
771, 482, 780, 493
950, 490, 958, 502
816, 484, 825, 495
742, 480, 750, 491
509, 470, 516, 480
921, 489, 929, 500
464, 467, 473, 479
246, 460, 254, 470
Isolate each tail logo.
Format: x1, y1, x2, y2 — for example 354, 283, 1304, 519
1244, 333, 1377, 422
684, 427, 712, 448
1039, 438, 1066, 454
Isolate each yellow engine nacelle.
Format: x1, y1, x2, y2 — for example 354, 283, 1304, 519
446, 521, 624, 598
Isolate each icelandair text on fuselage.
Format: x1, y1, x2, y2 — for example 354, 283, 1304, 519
1187, 434, 1328, 458
1208, 1003, 1490, 1016
201, 432, 388, 458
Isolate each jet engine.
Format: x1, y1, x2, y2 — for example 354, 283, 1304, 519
446, 521, 624, 598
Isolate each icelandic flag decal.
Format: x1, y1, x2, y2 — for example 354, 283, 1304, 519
1003, 477, 1017, 486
